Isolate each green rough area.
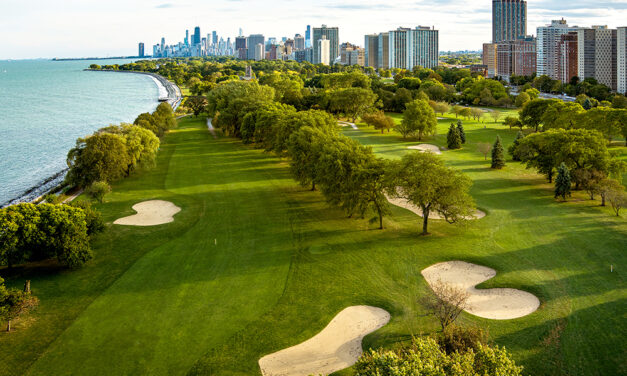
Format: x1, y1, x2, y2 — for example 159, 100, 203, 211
1, 114, 626, 376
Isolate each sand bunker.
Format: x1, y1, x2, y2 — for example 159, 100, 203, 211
113, 200, 181, 226
385, 194, 486, 220
407, 144, 442, 154
421, 261, 540, 320
258, 306, 390, 376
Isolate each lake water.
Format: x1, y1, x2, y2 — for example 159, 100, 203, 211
0, 59, 163, 206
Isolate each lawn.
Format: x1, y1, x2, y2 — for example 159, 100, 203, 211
1, 114, 625, 376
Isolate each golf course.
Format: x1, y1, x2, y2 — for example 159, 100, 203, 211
1, 108, 625, 375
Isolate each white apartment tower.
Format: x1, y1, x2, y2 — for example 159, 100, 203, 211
318, 36, 330, 65
537, 19, 577, 79
616, 27, 627, 94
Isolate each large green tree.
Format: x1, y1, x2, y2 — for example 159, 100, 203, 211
386, 152, 475, 235
328, 87, 377, 122
66, 133, 130, 188
400, 99, 437, 140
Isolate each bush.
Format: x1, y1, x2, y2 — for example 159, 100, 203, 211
87, 181, 111, 203
69, 200, 105, 235
436, 324, 488, 355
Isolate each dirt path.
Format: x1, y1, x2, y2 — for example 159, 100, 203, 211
207, 118, 217, 138
338, 121, 358, 130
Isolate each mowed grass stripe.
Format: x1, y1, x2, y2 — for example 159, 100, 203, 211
25, 118, 295, 375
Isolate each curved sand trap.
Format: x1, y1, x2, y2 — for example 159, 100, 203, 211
422, 261, 540, 320
259, 306, 390, 376
113, 200, 181, 226
385, 194, 486, 220
407, 144, 442, 154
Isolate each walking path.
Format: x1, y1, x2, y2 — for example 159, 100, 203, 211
61, 189, 83, 204
338, 121, 358, 130
207, 118, 217, 138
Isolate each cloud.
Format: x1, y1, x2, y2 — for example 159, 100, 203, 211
155, 3, 174, 8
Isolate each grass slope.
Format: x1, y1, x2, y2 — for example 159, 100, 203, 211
1, 114, 625, 376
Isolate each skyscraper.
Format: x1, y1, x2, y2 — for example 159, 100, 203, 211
483, 43, 498, 78
305, 25, 311, 48
212, 31, 218, 45
618, 27, 627, 94
578, 26, 617, 90
138, 43, 145, 58
558, 32, 578, 84
185, 30, 189, 46
537, 19, 578, 79
247, 34, 265, 60
313, 25, 339, 64
496, 37, 536, 81
254, 43, 265, 61
294, 34, 305, 50
389, 26, 439, 70
364, 34, 379, 68
193, 27, 201, 45
239, 28, 243, 37
318, 36, 331, 65
492, 0, 527, 43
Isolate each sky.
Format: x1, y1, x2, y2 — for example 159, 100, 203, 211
1, 0, 627, 59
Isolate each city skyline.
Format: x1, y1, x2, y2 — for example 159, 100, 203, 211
1, 0, 627, 60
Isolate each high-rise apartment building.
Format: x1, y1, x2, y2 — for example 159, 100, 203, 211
497, 37, 536, 80
138, 43, 145, 57
317, 36, 331, 65
483, 43, 498, 78
578, 26, 618, 90
537, 19, 578, 79
340, 43, 365, 66
294, 34, 305, 50
247, 34, 265, 60
389, 26, 439, 70
492, 0, 527, 43
364, 34, 379, 68
254, 43, 265, 61
235, 36, 247, 50
558, 32, 578, 84
313, 25, 339, 64
618, 27, 627, 94
378, 33, 390, 69
212, 31, 218, 45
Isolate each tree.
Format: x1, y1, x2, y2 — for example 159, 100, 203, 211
509, 131, 524, 161
400, 99, 437, 140
355, 337, 523, 376
361, 111, 395, 134
541, 101, 584, 131
459, 107, 472, 120
437, 324, 488, 355
470, 108, 484, 122
328, 87, 377, 122
447, 124, 462, 149
350, 157, 391, 229
66, 133, 131, 188
520, 99, 558, 132
0, 277, 38, 332
287, 126, 329, 191
477, 142, 492, 160
450, 105, 463, 118
490, 110, 502, 123
597, 178, 624, 207
433, 101, 451, 115
421, 280, 469, 330
491, 136, 505, 169
606, 185, 627, 216
386, 153, 475, 235
456, 120, 466, 144
186, 96, 208, 117
554, 163, 572, 201
503, 116, 522, 130
515, 92, 531, 107
87, 181, 111, 203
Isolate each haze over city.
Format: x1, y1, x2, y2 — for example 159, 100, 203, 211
2, 0, 627, 59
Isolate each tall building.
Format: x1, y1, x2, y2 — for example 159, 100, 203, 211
389, 26, 439, 70
313, 25, 339, 64
483, 43, 498, 78
185, 30, 189, 46
305, 25, 311, 48
247, 34, 265, 60
294, 34, 305, 50
340, 43, 365, 66
193, 27, 201, 45
378, 33, 390, 69
492, 0, 527, 43
365, 34, 379, 68
497, 37, 536, 81
235, 36, 247, 51
239, 28, 243, 37
578, 26, 618, 90
138, 43, 145, 57
558, 32, 578, 84
212, 31, 218, 45
618, 27, 627, 94
537, 19, 578, 79
318, 36, 331, 65
254, 43, 265, 61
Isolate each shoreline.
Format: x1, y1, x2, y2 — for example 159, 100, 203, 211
84, 69, 182, 110
1, 70, 182, 208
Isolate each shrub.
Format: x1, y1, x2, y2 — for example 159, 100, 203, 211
436, 324, 489, 355
88, 181, 111, 203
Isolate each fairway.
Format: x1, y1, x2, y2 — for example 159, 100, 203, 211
1, 115, 625, 376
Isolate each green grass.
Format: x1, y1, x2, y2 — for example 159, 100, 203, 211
1, 114, 625, 376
